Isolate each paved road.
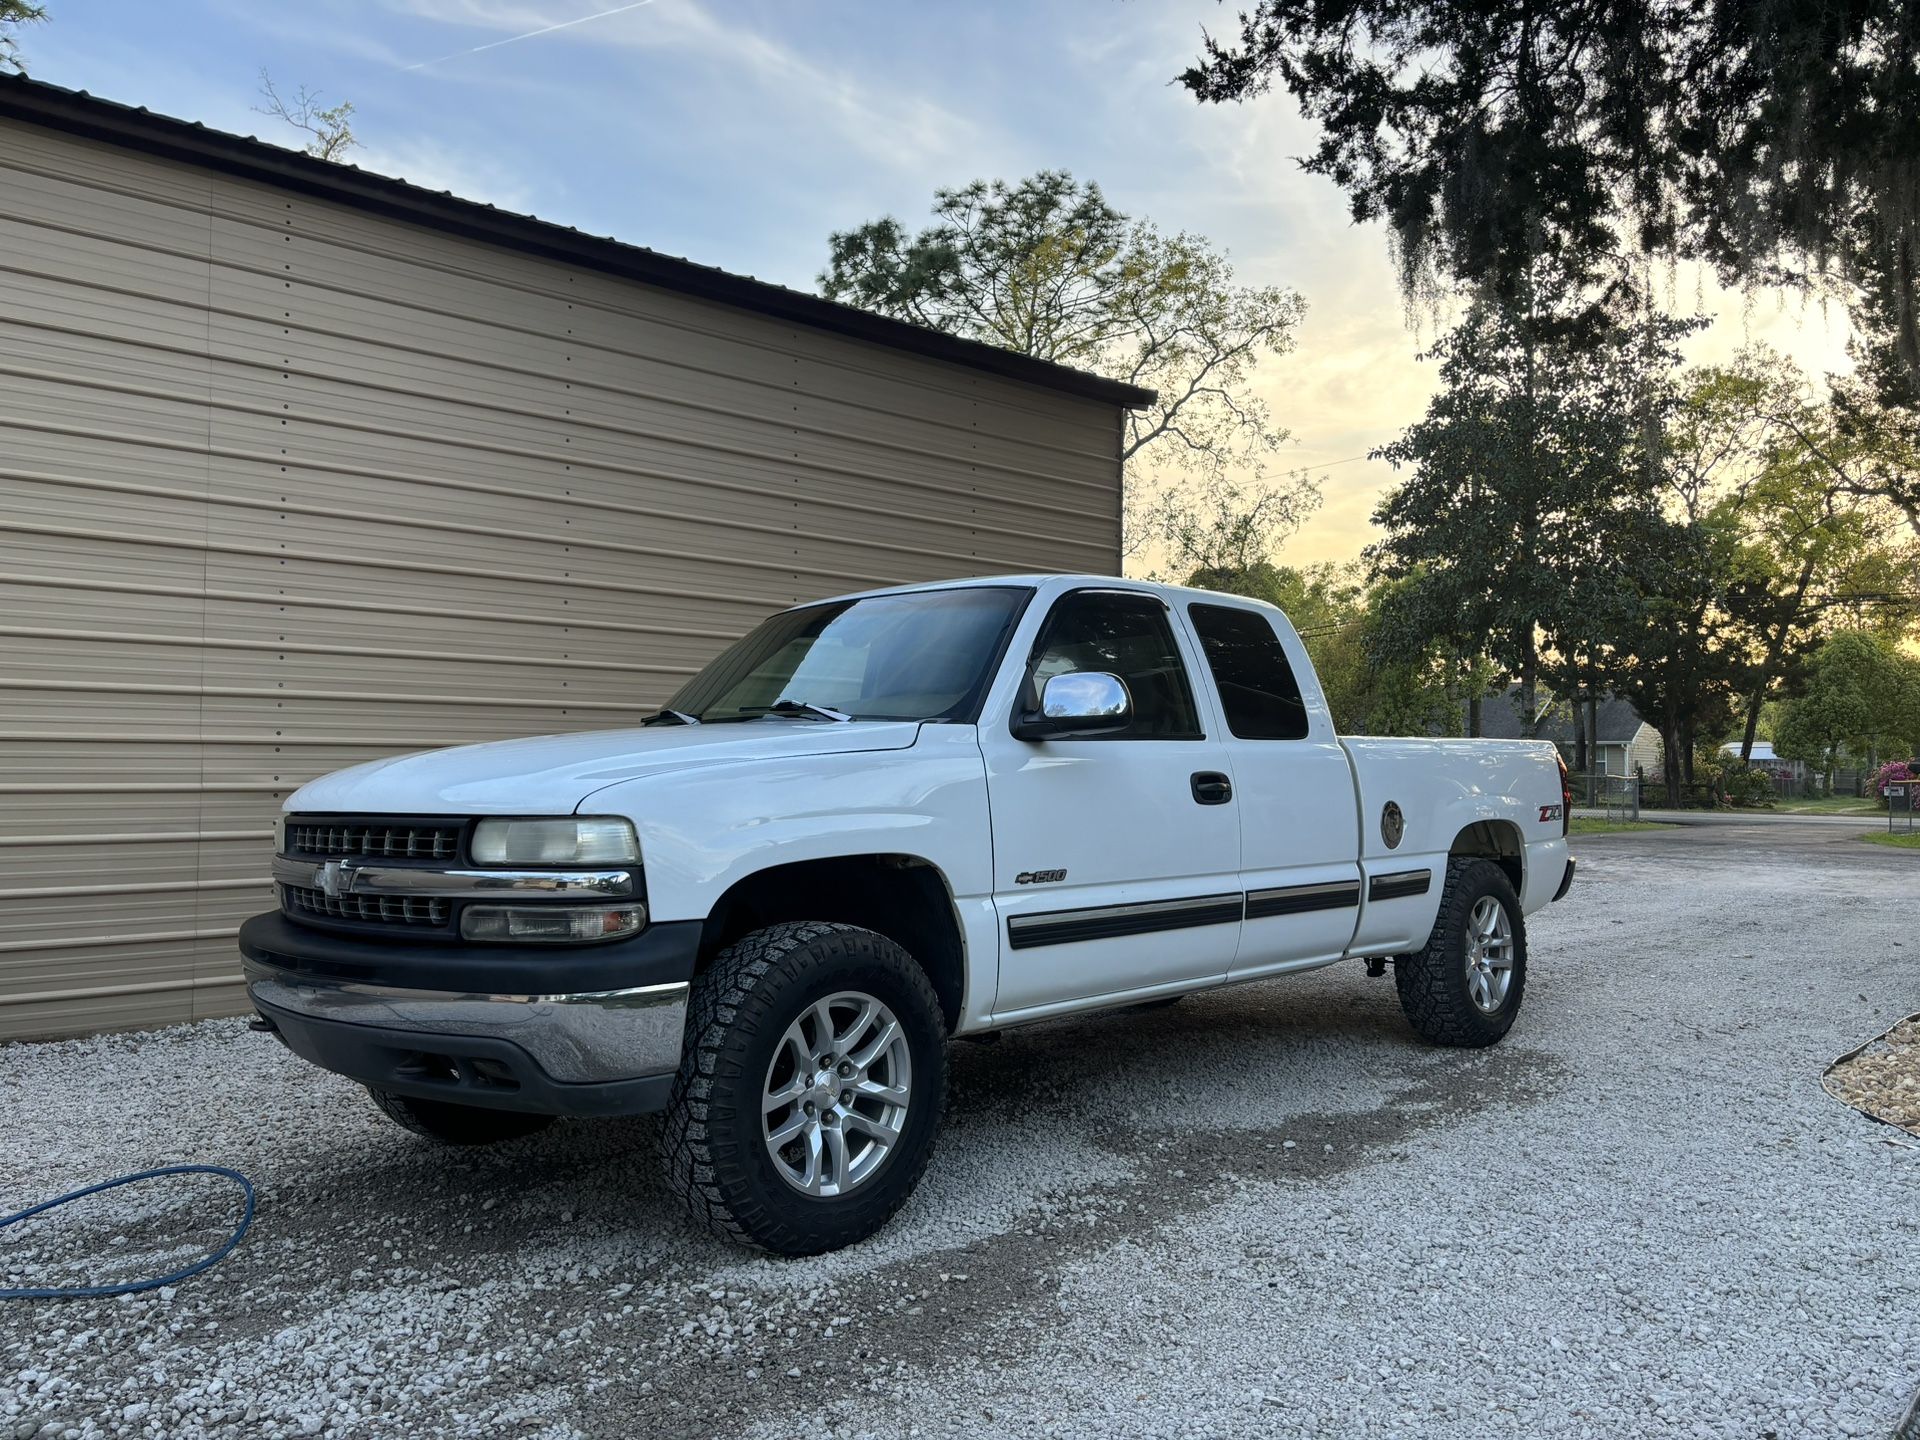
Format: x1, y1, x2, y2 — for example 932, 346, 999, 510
1575, 807, 1891, 830
3, 823, 1917, 1439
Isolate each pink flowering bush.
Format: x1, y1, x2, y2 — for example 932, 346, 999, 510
1873, 760, 1913, 800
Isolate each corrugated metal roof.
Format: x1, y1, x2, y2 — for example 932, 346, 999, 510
0, 72, 1157, 411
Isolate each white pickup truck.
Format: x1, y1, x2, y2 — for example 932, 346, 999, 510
241, 575, 1574, 1253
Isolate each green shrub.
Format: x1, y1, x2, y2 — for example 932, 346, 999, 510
1721, 764, 1777, 808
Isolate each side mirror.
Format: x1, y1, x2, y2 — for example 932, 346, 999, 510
1012, 671, 1132, 741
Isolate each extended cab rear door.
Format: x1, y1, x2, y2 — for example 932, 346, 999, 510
1182, 601, 1364, 978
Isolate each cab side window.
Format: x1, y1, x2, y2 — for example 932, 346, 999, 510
1187, 603, 1310, 740
1026, 591, 1202, 739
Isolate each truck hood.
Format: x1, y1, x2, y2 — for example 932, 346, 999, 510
287, 720, 926, 815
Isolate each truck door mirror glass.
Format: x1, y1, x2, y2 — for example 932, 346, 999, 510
1014, 671, 1132, 740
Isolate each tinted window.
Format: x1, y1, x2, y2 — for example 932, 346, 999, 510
1027, 591, 1202, 739
1188, 603, 1310, 740
668, 586, 1028, 723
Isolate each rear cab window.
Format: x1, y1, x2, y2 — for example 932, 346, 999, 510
1186, 603, 1311, 740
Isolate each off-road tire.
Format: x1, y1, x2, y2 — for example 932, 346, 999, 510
1393, 857, 1527, 1048
366, 1088, 556, 1145
661, 921, 948, 1255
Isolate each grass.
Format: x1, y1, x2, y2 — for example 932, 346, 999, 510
1773, 796, 1886, 816
1863, 830, 1920, 850
1569, 817, 1669, 835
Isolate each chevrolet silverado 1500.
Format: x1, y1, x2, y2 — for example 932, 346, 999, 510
241, 575, 1575, 1253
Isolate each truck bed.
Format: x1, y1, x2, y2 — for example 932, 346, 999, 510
1338, 736, 1570, 953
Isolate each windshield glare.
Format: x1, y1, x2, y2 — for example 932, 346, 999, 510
666, 586, 1030, 724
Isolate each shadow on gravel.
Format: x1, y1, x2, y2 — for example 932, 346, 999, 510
91, 988, 1564, 1440
642, 1043, 1569, 1436
569, 1013, 1564, 1440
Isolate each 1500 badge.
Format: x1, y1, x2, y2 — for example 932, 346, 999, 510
1015, 869, 1067, 885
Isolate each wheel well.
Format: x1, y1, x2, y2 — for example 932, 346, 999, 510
1450, 820, 1524, 895
698, 855, 966, 1033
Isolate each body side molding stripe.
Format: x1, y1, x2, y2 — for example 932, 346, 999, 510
1006, 892, 1244, 951
1367, 869, 1433, 902
1244, 879, 1362, 920
1005, 871, 1431, 950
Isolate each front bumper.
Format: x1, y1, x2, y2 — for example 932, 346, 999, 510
239, 911, 700, 1115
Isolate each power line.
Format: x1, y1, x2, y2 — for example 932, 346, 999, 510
1291, 452, 1374, 474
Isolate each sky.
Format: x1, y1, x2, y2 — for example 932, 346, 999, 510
13, 0, 1862, 567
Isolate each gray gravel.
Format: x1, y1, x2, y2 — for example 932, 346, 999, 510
4, 824, 1918, 1439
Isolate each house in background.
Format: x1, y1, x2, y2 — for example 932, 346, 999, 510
1478, 690, 1664, 776
1721, 740, 1809, 788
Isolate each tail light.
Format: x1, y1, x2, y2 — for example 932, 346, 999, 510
1557, 753, 1572, 835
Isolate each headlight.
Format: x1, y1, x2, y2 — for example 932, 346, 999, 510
470, 817, 638, 866
461, 904, 646, 944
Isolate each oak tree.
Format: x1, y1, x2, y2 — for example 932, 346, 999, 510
821, 172, 1315, 560
1180, 1, 1920, 393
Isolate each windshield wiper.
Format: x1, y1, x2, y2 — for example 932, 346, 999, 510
641, 708, 701, 726
762, 699, 852, 722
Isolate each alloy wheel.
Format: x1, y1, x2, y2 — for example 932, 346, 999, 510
761, 990, 913, 1197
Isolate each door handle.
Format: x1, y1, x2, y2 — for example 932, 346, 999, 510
1191, 771, 1233, 805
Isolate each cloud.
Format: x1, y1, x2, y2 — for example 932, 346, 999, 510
399, 0, 661, 71
379, 0, 992, 176
352, 134, 537, 211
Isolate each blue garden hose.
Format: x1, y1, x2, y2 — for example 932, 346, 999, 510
0, 1165, 255, 1300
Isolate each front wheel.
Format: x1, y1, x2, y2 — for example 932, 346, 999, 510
1394, 857, 1527, 1047
661, 921, 948, 1255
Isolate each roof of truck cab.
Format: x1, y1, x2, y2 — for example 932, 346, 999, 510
815, 575, 1285, 608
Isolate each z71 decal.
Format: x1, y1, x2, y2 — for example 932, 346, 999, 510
1015, 869, 1067, 885
1539, 804, 1563, 823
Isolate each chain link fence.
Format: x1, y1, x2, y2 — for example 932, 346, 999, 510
1570, 772, 1640, 820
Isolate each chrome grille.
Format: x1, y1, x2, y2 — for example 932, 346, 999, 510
287, 820, 460, 861
282, 884, 451, 929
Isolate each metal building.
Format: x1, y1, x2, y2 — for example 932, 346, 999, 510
0, 77, 1148, 1041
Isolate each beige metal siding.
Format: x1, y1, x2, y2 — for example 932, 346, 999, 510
0, 119, 1125, 1041
1625, 724, 1664, 780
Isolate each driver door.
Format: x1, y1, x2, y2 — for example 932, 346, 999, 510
979, 588, 1242, 1018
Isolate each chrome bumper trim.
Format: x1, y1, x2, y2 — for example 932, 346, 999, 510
243, 960, 686, 1083
272, 855, 635, 900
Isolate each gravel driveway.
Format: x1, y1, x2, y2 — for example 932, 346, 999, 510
4, 823, 1918, 1440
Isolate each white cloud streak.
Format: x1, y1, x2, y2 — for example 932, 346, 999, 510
381, 0, 991, 177
401, 0, 659, 71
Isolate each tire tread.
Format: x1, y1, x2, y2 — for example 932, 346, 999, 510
1393, 856, 1526, 1048
661, 921, 945, 1254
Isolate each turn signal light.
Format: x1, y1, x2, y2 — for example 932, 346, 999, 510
460, 904, 646, 944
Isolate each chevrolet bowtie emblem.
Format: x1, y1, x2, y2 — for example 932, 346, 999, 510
315, 858, 358, 898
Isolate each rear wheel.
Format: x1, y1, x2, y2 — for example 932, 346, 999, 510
662, 921, 947, 1255
1393, 857, 1526, 1047
366, 1089, 556, 1145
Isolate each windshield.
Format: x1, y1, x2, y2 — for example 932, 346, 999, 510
665, 586, 1031, 723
